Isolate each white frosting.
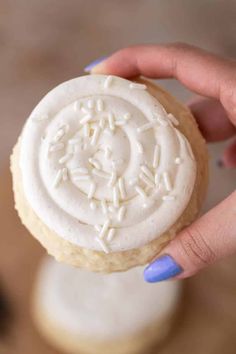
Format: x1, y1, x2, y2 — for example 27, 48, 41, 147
20, 75, 196, 252
37, 257, 181, 340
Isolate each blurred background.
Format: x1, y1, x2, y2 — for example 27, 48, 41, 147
0, 0, 236, 353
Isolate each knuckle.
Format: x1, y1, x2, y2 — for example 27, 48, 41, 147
179, 227, 217, 267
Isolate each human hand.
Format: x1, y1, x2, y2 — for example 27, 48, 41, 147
84, 43, 236, 282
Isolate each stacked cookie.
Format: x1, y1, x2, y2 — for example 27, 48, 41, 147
11, 75, 208, 353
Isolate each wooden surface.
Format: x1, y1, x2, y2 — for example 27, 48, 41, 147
1, 166, 236, 354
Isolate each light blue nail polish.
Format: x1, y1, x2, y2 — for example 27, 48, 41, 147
84, 56, 108, 72
144, 255, 182, 283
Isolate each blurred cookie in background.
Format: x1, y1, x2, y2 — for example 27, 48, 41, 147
33, 256, 182, 354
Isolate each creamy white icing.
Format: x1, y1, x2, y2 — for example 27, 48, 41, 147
20, 75, 196, 252
37, 257, 181, 340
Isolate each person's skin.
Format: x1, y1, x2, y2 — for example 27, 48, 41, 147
84, 43, 236, 282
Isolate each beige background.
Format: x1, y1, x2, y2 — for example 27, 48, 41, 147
0, 1, 236, 353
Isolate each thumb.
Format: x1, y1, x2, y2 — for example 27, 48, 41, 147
144, 191, 236, 282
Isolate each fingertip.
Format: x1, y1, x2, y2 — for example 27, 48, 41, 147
84, 56, 108, 73
90, 61, 108, 74
143, 255, 183, 283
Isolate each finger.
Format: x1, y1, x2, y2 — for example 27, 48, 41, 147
189, 97, 236, 142
144, 191, 236, 282
223, 139, 236, 168
90, 43, 236, 126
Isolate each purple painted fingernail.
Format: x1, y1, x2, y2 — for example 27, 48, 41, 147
144, 255, 182, 283
84, 56, 108, 72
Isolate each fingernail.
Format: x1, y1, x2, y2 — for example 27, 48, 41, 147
144, 255, 183, 283
84, 56, 108, 72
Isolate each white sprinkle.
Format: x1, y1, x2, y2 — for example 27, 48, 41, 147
33, 113, 49, 121
118, 177, 126, 199
113, 186, 120, 208
99, 219, 111, 239
61, 124, 70, 133
68, 138, 81, 145
99, 117, 106, 129
107, 228, 115, 242
94, 224, 101, 232
95, 237, 109, 253
108, 170, 117, 187
96, 99, 104, 112
81, 106, 90, 114
62, 167, 68, 181
135, 185, 147, 198
137, 141, 144, 154
87, 99, 94, 109
108, 112, 115, 131
141, 165, 154, 181
139, 173, 155, 188
90, 201, 97, 210
137, 121, 157, 133
154, 173, 159, 186
49, 143, 64, 152
123, 112, 131, 121
129, 177, 138, 186
118, 206, 126, 222
53, 128, 65, 143
83, 123, 90, 137
168, 113, 179, 126
73, 101, 80, 112
73, 175, 91, 181
53, 169, 63, 188
108, 205, 116, 213
104, 146, 112, 159
59, 153, 72, 164
152, 144, 160, 168
71, 167, 88, 175
89, 158, 101, 170
88, 182, 96, 199
115, 120, 126, 126
92, 168, 110, 179
156, 116, 169, 127
101, 199, 108, 215
90, 126, 101, 146
163, 172, 172, 191
129, 83, 147, 90
175, 157, 182, 165
162, 195, 175, 201
104, 75, 113, 89
80, 113, 92, 125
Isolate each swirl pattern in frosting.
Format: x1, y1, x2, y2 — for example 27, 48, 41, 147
20, 75, 196, 253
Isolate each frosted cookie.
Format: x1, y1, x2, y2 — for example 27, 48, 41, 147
33, 257, 181, 354
11, 75, 208, 272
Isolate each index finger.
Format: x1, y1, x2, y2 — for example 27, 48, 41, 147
91, 43, 236, 125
